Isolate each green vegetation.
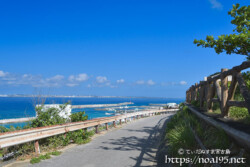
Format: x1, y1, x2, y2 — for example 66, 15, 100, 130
0, 102, 95, 162
243, 71, 250, 89
191, 100, 200, 108
162, 106, 250, 166
165, 106, 196, 157
51, 151, 61, 156
30, 157, 41, 164
194, 4, 250, 60
191, 98, 250, 124
229, 107, 250, 124
165, 107, 231, 161
0, 149, 3, 157
70, 111, 88, 122
30, 151, 61, 164
29, 102, 88, 128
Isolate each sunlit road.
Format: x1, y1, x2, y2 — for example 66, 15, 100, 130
30, 113, 174, 167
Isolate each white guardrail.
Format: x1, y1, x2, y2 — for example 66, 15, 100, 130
0, 109, 178, 149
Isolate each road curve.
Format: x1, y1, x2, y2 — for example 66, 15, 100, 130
30, 114, 174, 167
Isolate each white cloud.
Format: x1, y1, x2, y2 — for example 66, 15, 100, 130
110, 85, 118, 88
0, 71, 85, 88
135, 80, 145, 85
135, 80, 155, 86
47, 75, 64, 81
68, 73, 88, 82
22, 74, 29, 78
75, 73, 89, 81
0, 71, 7, 77
117, 79, 125, 84
66, 83, 79, 87
2, 77, 17, 81
96, 76, 108, 83
68, 75, 75, 82
30, 75, 65, 87
209, 0, 223, 9
180, 81, 187, 85
161, 81, 187, 86
147, 80, 155, 85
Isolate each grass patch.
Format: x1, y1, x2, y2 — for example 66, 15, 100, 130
51, 151, 61, 156
165, 107, 199, 157
165, 106, 231, 158
167, 123, 197, 157
0, 149, 3, 157
202, 126, 230, 149
191, 100, 200, 108
30, 151, 61, 164
39, 153, 51, 160
229, 107, 250, 124
203, 102, 250, 124
30, 153, 51, 164
229, 107, 249, 118
30, 157, 41, 164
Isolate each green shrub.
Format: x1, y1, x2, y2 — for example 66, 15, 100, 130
229, 107, 249, 119
243, 71, 250, 89
7, 142, 35, 156
165, 105, 231, 158
0, 126, 10, 133
2, 102, 93, 161
70, 111, 88, 122
30, 153, 51, 164
191, 100, 200, 108
179, 102, 185, 109
46, 135, 65, 149
0, 149, 3, 157
30, 107, 68, 128
212, 102, 220, 111
167, 123, 197, 156
44, 153, 51, 159
51, 151, 61, 156
203, 127, 230, 149
39, 154, 50, 160
30, 157, 41, 164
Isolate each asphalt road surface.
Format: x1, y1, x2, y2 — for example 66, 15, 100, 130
30, 113, 174, 167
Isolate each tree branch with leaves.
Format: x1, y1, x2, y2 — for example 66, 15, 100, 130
194, 4, 250, 60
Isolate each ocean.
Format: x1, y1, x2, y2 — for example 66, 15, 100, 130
0, 97, 184, 128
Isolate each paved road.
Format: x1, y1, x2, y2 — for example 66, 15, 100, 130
30, 114, 174, 167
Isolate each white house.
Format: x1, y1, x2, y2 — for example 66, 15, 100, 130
166, 103, 178, 109
36, 104, 72, 119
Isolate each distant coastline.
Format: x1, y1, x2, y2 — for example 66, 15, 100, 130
0, 94, 185, 99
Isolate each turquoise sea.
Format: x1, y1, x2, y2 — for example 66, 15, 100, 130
0, 97, 184, 128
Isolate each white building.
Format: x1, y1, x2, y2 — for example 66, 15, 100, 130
166, 103, 178, 109
36, 104, 72, 119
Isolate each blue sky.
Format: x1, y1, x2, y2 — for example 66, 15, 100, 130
0, 0, 248, 98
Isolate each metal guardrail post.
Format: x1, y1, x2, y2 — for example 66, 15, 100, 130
34, 140, 40, 155
105, 123, 108, 130
95, 125, 99, 134
83, 128, 87, 134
